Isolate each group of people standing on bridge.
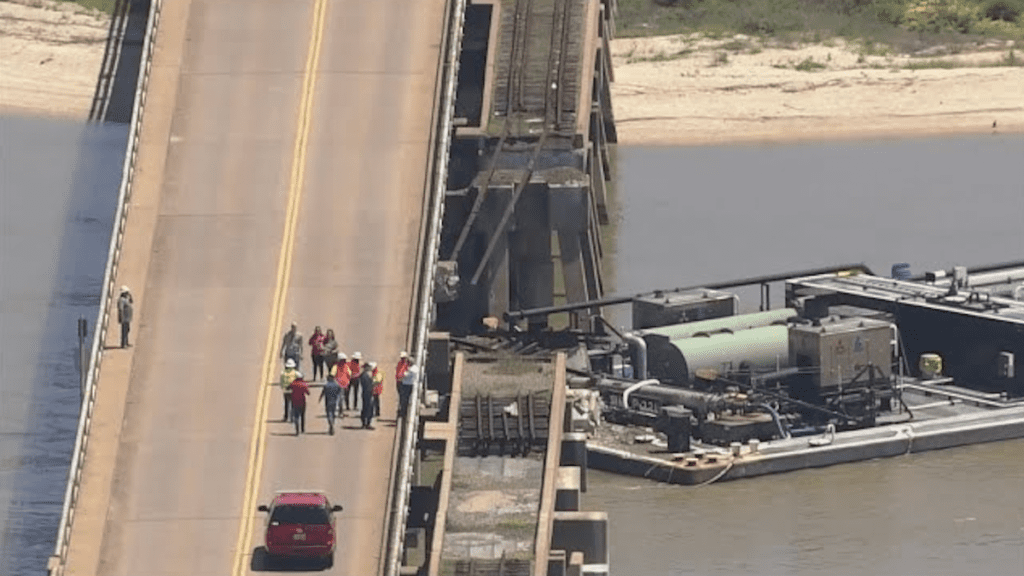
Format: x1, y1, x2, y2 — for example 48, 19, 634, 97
278, 323, 420, 435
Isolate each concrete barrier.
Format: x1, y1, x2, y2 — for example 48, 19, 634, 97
47, 2, 164, 575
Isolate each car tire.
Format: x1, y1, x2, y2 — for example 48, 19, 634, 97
325, 552, 334, 569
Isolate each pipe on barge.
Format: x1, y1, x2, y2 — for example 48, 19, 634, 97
505, 263, 874, 321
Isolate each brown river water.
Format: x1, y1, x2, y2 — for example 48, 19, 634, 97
591, 137, 1024, 576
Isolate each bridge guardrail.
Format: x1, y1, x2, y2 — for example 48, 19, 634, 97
48, 1, 164, 574
381, 0, 466, 573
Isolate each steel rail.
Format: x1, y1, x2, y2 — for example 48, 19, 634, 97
382, 0, 466, 572
88, 0, 131, 122
47, 2, 164, 575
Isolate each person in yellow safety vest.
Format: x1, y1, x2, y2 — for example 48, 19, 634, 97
279, 358, 300, 422
344, 352, 363, 412
370, 361, 385, 417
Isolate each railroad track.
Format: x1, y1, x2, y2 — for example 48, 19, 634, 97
458, 393, 551, 456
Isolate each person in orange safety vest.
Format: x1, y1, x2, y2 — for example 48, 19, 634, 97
329, 351, 349, 414
343, 352, 363, 412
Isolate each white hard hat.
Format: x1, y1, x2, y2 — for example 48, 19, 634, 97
285, 358, 296, 368
352, 351, 362, 360
338, 352, 348, 359
369, 361, 378, 369
120, 285, 130, 293
294, 372, 303, 379
400, 351, 408, 358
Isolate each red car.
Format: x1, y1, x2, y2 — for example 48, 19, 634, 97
258, 490, 342, 568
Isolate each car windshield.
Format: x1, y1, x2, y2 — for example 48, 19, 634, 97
270, 504, 330, 525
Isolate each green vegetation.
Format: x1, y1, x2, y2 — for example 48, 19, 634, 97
794, 55, 829, 69
57, 0, 118, 15
617, 0, 1024, 48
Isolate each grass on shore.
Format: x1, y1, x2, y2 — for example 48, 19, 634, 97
63, 0, 116, 14
615, 0, 1024, 53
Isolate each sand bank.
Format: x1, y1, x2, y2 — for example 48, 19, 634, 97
610, 34, 1024, 145
0, 0, 109, 119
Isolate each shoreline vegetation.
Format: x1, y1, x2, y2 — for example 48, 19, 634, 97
610, 0, 1024, 144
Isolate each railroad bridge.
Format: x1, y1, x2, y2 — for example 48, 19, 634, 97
440, 0, 618, 334
49, 1, 617, 575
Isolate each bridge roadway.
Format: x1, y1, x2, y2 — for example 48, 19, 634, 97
62, 0, 446, 574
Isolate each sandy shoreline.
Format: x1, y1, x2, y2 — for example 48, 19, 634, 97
2, 2, 1021, 144
0, 0, 109, 119
610, 34, 1024, 146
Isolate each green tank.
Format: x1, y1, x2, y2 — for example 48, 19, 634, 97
647, 325, 790, 383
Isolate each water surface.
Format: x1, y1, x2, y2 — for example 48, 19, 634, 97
0, 115, 127, 574
593, 135, 1024, 576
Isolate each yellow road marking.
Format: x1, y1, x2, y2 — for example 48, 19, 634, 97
231, 0, 329, 572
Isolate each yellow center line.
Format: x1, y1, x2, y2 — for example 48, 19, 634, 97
231, 0, 330, 573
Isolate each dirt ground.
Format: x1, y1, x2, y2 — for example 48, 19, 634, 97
610, 34, 1024, 145
0, 0, 109, 118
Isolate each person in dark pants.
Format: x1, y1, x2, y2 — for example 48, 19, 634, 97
288, 373, 310, 435
398, 357, 419, 420
309, 326, 326, 380
117, 286, 133, 348
346, 352, 363, 412
358, 363, 375, 429
279, 358, 299, 421
280, 322, 303, 371
369, 362, 384, 418
319, 373, 341, 435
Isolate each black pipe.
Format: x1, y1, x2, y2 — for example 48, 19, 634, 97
504, 262, 874, 321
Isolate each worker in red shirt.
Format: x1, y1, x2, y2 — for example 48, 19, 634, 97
287, 373, 310, 435
344, 352, 363, 412
395, 351, 411, 396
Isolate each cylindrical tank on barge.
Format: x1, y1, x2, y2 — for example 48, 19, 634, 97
647, 325, 790, 383
638, 308, 797, 341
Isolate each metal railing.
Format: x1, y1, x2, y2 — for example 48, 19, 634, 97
47, 2, 164, 574
88, 0, 131, 122
381, 0, 466, 573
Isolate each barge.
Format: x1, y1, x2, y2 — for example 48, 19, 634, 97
468, 261, 1024, 485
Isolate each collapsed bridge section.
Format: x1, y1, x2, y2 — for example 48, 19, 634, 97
438, 0, 619, 334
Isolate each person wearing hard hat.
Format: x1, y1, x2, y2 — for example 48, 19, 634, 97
329, 351, 349, 415
357, 361, 376, 429
369, 361, 385, 418
395, 351, 411, 396
287, 371, 310, 435
398, 356, 419, 420
117, 286, 134, 348
279, 358, 300, 422
344, 352, 363, 413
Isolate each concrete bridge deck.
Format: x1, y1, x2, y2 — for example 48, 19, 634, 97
60, 0, 446, 574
